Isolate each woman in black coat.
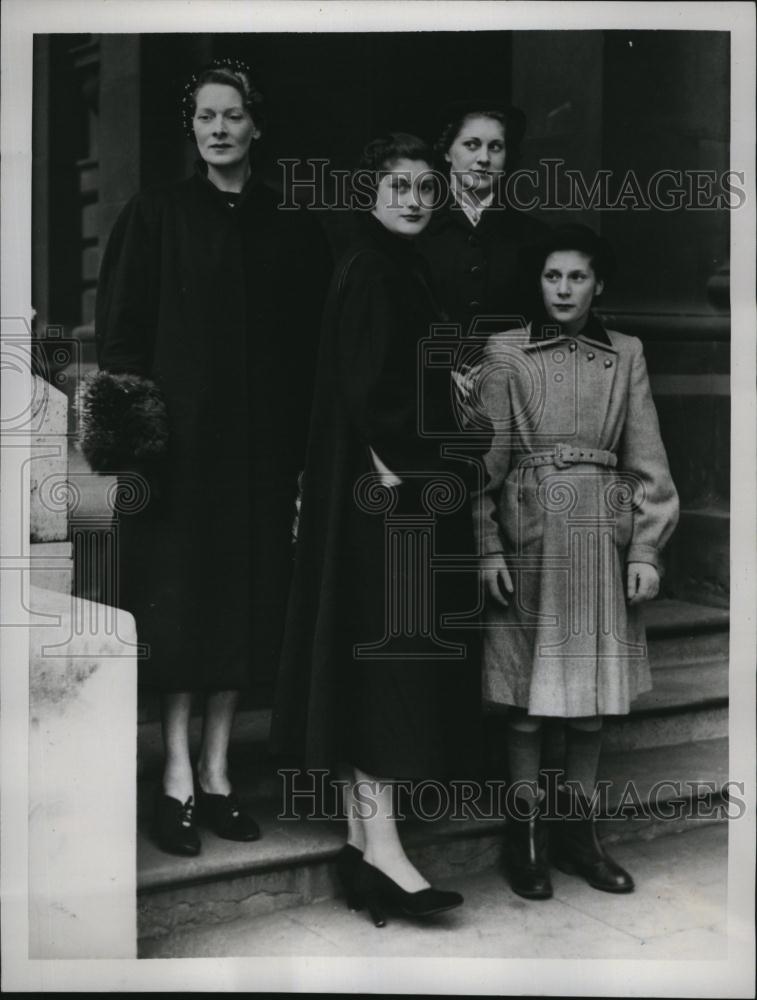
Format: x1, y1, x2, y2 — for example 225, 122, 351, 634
271, 134, 486, 927
418, 100, 546, 337
95, 61, 329, 856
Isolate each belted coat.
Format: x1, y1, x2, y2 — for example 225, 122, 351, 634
474, 315, 679, 716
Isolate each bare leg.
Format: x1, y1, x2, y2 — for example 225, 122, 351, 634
161, 691, 194, 801
353, 766, 429, 893
197, 689, 239, 796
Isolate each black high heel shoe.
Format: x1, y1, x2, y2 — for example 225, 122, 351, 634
355, 860, 463, 928
334, 843, 363, 911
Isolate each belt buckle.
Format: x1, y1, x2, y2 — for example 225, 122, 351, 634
553, 443, 571, 469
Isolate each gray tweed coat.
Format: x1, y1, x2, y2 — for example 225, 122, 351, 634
474, 318, 679, 716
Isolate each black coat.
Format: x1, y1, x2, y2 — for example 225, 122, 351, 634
270, 215, 486, 779
417, 189, 547, 336
95, 167, 330, 692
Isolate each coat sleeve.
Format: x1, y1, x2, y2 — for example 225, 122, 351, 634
618, 337, 679, 568
95, 193, 161, 376
471, 335, 513, 555
334, 256, 459, 476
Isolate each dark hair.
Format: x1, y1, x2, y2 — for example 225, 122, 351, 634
434, 103, 527, 174
181, 60, 265, 139
528, 224, 617, 284
351, 132, 434, 207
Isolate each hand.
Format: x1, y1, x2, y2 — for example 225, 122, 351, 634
626, 562, 659, 605
482, 553, 514, 607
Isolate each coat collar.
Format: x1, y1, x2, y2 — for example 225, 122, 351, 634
192, 159, 266, 209
356, 211, 424, 261
525, 311, 615, 352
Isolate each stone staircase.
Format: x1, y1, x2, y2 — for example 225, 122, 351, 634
41, 325, 731, 953
135, 597, 729, 948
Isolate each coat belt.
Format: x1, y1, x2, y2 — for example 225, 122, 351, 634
517, 444, 618, 470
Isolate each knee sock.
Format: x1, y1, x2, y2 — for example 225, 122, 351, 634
563, 719, 603, 800
506, 716, 543, 806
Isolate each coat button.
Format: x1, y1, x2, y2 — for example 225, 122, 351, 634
587, 352, 595, 360
468, 234, 478, 246
569, 341, 577, 352
470, 264, 481, 274
469, 300, 481, 311
604, 359, 613, 368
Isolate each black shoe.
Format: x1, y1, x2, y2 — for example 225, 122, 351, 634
334, 843, 364, 911
553, 789, 634, 893
355, 860, 463, 927
505, 796, 553, 900
195, 787, 260, 842
152, 792, 201, 857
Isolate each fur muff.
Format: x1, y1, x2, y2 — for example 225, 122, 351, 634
75, 370, 169, 473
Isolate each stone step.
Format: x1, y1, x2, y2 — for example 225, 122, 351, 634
665, 506, 729, 609
136, 600, 729, 777
137, 735, 729, 943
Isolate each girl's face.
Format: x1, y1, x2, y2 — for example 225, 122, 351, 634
445, 115, 506, 197
371, 158, 435, 238
540, 250, 604, 333
192, 83, 259, 169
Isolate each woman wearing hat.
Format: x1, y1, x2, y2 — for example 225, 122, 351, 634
474, 224, 679, 899
418, 101, 546, 337
93, 60, 330, 856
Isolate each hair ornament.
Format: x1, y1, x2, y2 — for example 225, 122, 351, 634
181, 58, 263, 139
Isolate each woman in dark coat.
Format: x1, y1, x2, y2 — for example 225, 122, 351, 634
476, 225, 679, 900
418, 100, 546, 337
95, 61, 329, 855
271, 134, 485, 926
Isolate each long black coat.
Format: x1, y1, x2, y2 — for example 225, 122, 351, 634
95, 167, 330, 692
417, 188, 547, 336
270, 215, 486, 780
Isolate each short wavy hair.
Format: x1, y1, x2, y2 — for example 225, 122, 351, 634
434, 103, 527, 174
351, 132, 434, 208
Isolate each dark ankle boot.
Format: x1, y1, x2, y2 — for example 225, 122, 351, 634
505, 796, 553, 900
553, 788, 634, 893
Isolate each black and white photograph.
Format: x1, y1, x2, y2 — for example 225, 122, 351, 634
1, 1, 755, 994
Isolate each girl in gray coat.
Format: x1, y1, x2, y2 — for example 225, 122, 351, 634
475, 225, 679, 899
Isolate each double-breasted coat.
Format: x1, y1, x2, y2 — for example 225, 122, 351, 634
270, 215, 484, 779
474, 315, 679, 717
95, 166, 330, 692
417, 187, 546, 336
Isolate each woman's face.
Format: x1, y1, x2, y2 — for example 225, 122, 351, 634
540, 250, 604, 332
192, 83, 259, 169
445, 115, 506, 197
371, 158, 435, 238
